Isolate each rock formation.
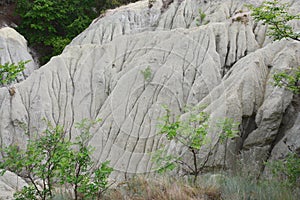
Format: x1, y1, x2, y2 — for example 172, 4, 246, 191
0, 171, 27, 199
0, 0, 299, 185
0, 27, 38, 84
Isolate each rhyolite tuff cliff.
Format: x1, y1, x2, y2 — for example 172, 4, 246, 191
0, 0, 300, 196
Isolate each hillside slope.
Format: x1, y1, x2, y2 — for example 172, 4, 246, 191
0, 0, 299, 184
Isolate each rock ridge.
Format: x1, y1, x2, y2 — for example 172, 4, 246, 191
0, 0, 299, 186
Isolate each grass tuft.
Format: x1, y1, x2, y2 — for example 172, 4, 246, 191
102, 173, 299, 200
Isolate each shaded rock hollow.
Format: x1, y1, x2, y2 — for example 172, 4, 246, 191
0, 0, 299, 187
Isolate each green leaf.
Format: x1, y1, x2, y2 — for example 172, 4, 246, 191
0, 60, 29, 86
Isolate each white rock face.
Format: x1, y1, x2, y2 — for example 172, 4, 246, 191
0, 27, 38, 84
0, 171, 27, 200
0, 0, 299, 185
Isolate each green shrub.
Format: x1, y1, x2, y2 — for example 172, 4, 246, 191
0, 119, 113, 200
153, 105, 238, 184
248, 1, 300, 94
248, 0, 300, 41
15, 0, 97, 64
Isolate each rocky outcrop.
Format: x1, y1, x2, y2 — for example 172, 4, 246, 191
0, 0, 299, 184
0, 171, 27, 199
0, 27, 38, 84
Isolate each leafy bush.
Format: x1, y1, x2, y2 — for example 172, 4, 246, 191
15, 0, 97, 64
0, 119, 113, 200
153, 106, 238, 183
248, 1, 300, 93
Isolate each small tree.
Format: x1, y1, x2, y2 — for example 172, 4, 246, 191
61, 119, 113, 200
152, 106, 238, 184
0, 119, 113, 200
0, 123, 72, 199
249, 1, 300, 188
249, 0, 300, 94
248, 0, 300, 41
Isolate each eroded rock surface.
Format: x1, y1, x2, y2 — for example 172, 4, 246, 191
0, 27, 38, 84
0, 171, 27, 199
0, 0, 299, 184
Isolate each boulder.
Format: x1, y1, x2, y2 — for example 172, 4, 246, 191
0, 171, 27, 200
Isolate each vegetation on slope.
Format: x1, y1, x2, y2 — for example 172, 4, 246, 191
249, 0, 300, 93
0, 0, 299, 199
0, 119, 113, 200
1, 0, 140, 64
102, 174, 299, 200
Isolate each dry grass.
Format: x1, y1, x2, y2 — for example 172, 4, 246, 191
52, 173, 299, 200
103, 176, 221, 200
102, 173, 299, 200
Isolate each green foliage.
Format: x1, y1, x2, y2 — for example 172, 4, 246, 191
217, 118, 239, 144
141, 66, 152, 82
0, 123, 70, 199
248, 0, 300, 41
200, 11, 206, 21
153, 105, 238, 183
15, 0, 97, 64
152, 148, 177, 174
14, 0, 140, 64
0, 60, 29, 86
266, 153, 300, 188
196, 9, 206, 26
0, 119, 113, 200
14, 185, 38, 200
62, 118, 113, 200
248, 1, 300, 94
273, 67, 300, 94
153, 106, 209, 182
159, 106, 210, 149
